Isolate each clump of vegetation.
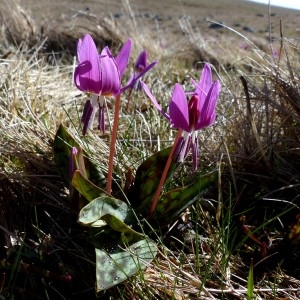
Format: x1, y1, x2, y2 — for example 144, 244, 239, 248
0, 1, 299, 299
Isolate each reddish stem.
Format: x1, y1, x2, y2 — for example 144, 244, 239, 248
106, 94, 121, 194
149, 128, 183, 216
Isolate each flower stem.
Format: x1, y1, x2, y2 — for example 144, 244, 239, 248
149, 128, 183, 217
106, 94, 121, 195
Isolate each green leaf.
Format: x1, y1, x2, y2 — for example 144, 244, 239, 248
78, 195, 157, 291
95, 237, 157, 291
137, 170, 218, 225
53, 123, 106, 188
53, 124, 79, 184
247, 259, 254, 300
127, 146, 176, 207
78, 194, 144, 243
78, 195, 131, 227
72, 170, 107, 202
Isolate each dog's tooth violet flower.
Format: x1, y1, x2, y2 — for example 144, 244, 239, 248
143, 63, 221, 170
126, 50, 157, 91
74, 34, 132, 134
124, 50, 157, 110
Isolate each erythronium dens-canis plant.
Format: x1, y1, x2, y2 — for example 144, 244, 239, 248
53, 33, 221, 292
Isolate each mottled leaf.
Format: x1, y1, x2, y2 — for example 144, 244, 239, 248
95, 237, 157, 291
137, 170, 218, 225
72, 170, 107, 202
79, 194, 157, 291
127, 146, 176, 207
78, 195, 131, 227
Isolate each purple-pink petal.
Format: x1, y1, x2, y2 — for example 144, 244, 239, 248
74, 34, 101, 94
115, 38, 132, 78
126, 61, 156, 90
141, 82, 170, 121
196, 80, 221, 129
135, 50, 147, 70
169, 84, 190, 132
134, 60, 157, 82
123, 60, 157, 93
196, 63, 213, 96
194, 63, 213, 113
99, 47, 121, 96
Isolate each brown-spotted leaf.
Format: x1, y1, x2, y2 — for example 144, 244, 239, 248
72, 170, 107, 202
127, 146, 176, 208
95, 234, 157, 291
136, 170, 218, 225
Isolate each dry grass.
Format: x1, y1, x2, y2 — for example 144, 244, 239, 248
0, 0, 299, 299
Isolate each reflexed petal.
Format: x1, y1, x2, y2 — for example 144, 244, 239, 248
141, 82, 170, 121
124, 74, 136, 91
169, 84, 190, 132
196, 80, 221, 129
122, 60, 157, 93
134, 61, 157, 82
100, 47, 121, 96
74, 34, 101, 94
115, 38, 132, 78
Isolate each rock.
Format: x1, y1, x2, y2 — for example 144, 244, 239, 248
153, 14, 162, 21
209, 22, 224, 29
243, 26, 254, 33
113, 13, 124, 19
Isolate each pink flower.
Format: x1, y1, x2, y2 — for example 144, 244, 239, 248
143, 63, 221, 170
126, 50, 157, 91
74, 34, 132, 134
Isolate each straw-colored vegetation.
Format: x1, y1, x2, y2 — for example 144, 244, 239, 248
0, 0, 299, 299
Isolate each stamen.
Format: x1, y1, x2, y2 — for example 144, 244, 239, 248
81, 101, 93, 135
192, 136, 198, 171
98, 104, 105, 133
81, 99, 92, 123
